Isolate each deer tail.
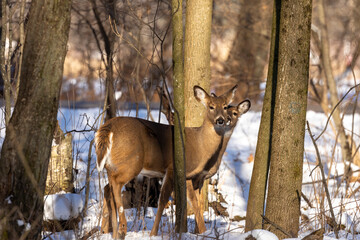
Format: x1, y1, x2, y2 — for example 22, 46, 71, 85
95, 125, 113, 172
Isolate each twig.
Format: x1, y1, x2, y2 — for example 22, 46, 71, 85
306, 121, 339, 238
261, 214, 294, 238
80, 227, 99, 240
315, 83, 360, 141
301, 191, 314, 208
303, 169, 360, 185
82, 139, 94, 217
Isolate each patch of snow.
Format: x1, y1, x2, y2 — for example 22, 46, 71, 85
44, 193, 84, 221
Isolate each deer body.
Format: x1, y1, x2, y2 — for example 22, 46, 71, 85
95, 85, 249, 238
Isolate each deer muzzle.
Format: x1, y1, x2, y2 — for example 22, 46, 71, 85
215, 116, 225, 126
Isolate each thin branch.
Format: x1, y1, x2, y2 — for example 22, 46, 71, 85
306, 121, 339, 238
261, 215, 294, 238
315, 83, 360, 141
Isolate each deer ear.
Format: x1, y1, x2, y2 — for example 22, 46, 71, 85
237, 99, 251, 115
194, 85, 209, 106
223, 85, 238, 104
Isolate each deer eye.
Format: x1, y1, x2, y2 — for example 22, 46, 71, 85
223, 106, 227, 110
209, 106, 215, 110
233, 112, 238, 116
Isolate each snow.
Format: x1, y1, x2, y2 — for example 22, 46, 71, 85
43, 193, 84, 221
1, 103, 358, 239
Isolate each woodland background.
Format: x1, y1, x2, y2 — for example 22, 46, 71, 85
0, 0, 359, 239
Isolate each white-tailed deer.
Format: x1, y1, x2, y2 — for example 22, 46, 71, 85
157, 89, 250, 233
95, 85, 250, 238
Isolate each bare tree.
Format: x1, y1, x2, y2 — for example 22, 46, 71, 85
0, 0, 72, 239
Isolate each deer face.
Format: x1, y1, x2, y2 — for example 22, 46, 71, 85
194, 85, 238, 134
225, 99, 251, 131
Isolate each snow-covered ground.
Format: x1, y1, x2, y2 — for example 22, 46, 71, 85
12, 104, 359, 239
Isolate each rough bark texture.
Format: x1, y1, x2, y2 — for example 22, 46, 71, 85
184, 0, 212, 127
264, 0, 312, 238
172, 0, 187, 233
45, 124, 73, 195
0, 0, 72, 239
245, 0, 279, 231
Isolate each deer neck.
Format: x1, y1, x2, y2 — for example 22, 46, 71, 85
185, 118, 225, 178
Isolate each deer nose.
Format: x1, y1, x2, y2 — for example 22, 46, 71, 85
216, 117, 225, 126
226, 116, 231, 126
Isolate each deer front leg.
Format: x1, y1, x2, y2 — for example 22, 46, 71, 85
186, 180, 206, 233
150, 171, 174, 236
110, 181, 127, 239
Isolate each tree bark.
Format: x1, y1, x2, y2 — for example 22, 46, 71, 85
184, 0, 213, 230
245, 0, 279, 231
184, 0, 212, 127
263, 0, 312, 238
0, 1, 72, 239
172, 0, 187, 233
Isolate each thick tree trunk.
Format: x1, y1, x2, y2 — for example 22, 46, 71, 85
264, 0, 312, 238
0, 1, 71, 239
184, 0, 212, 127
172, 0, 187, 233
184, 0, 213, 231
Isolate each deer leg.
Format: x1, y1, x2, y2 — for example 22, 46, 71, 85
186, 180, 206, 233
150, 171, 174, 236
109, 183, 119, 239
113, 183, 127, 239
101, 184, 112, 233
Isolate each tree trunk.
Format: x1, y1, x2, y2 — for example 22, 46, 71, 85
172, 0, 187, 233
317, 0, 352, 166
0, 1, 71, 239
45, 123, 73, 195
1, 0, 11, 125
184, 0, 213, 231
264, 0, 312, 238
245, 0, 279, 231
184, 0, 212, 126
90, 0, 117, 121
225, 0, 272, 100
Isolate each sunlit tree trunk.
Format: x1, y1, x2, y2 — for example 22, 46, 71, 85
184, 0, 213, 230
184, 0, 212, 125
264, 0, 312, 238
0, 1, 71, 239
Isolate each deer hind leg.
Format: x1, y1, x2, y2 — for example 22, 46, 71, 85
186, 180, 206, 233
101, 184, 112, 233
150, 171, 174, 236
110, 181, 127, 239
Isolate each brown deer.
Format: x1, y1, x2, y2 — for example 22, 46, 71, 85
95, 85, 249, 238
157, 89, 250, 233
